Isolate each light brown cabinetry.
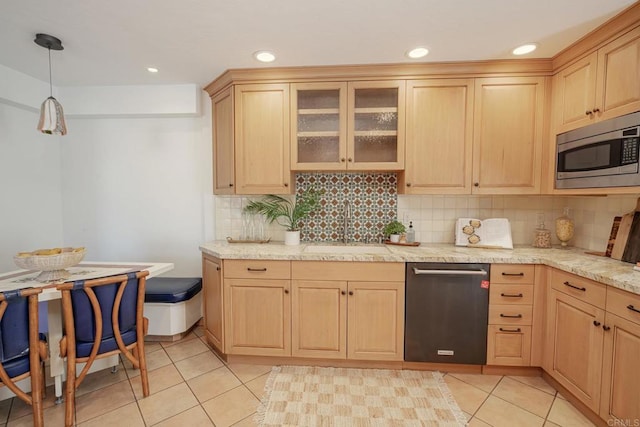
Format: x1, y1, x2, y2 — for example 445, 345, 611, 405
402, 79, 474, 194
291, 261, 405, 361
291, 81, 405, 171
553, 27, 640, 134
234, 84, 292, 194
212, 88, 235, 194
202, 254, 224, 352
600, 287, 640, 422
545, 269, 606, 412
473, 77, 546, 194
222, 260, 292, 356
487, 264, 535, 366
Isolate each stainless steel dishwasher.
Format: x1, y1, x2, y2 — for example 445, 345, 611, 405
405, 263, 490, 364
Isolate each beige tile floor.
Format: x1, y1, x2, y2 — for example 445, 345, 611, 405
0, 326, 596, 426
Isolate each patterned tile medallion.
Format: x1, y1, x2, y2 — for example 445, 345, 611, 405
295, 173, 397, 243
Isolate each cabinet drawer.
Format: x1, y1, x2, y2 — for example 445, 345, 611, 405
224, 260, 291, 279
606, 286, 640, 326
490, 264, 535, 284
487, 325, 532, 366
550, 269, 606, 309
490, 284, 533, 305
489, 304, 533, 325
291, 261, 404, 282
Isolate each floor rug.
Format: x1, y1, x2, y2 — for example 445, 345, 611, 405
256, 366, 467, 426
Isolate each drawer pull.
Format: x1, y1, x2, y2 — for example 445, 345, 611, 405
563, 281, 586, 292
501, 272, 524, 277
247, 267, 267, 272
499, 327, 521, 333
500, 293, 523, 298
500, 313, 522, 318
627, 304, 640, 314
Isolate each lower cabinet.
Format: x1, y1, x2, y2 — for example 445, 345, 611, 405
202, 254, 224, 352
600, 287, 640, 422
545, 270, 606, 413
224, 278, 291, 356
291, 278, 405, 361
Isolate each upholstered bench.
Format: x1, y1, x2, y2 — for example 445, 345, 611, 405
144, 277, 202, 341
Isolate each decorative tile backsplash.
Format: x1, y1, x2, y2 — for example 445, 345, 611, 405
295, 173, 397, 242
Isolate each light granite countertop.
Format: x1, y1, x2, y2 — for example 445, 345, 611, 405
199, 241, 640, 295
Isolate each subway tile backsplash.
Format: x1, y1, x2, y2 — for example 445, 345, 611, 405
214, 174, 639, 250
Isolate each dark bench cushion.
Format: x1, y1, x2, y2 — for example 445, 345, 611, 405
144, 277, 202, 304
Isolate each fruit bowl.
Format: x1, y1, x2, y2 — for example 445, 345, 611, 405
14, 247, 85, 282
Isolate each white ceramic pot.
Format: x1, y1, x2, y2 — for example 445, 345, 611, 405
389, 234, 401, 243
284, 230, 301, 246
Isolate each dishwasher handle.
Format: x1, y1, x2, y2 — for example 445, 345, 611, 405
412, 268, 488, 276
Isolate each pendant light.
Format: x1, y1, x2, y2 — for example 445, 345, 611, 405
34, 33, 67, 135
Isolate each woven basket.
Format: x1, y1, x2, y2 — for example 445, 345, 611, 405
14, 248, 85, 282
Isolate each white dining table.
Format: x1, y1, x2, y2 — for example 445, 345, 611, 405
0, 261, 174, 402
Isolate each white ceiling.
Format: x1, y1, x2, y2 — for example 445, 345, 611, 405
0, 0, 637, 88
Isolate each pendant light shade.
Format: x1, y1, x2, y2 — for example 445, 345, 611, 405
34, 33, 67, 135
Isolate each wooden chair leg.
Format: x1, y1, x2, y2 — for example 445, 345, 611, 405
64, 354, 77, 427
31, 361, 44, 427
137, 343, 150, 397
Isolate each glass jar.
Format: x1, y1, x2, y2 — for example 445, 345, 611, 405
555, 207, 575, 248
532, 212, 552, 248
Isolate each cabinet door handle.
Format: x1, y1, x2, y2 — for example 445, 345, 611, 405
348, 291, 354, 296
340, 158, 346, 162
247, 267, 267, 272
499, 327, 521, 333
563, 281, 586, 291
593, 108, 600, 113
474, 182, 479, 187
347, 158, 353, 162
284, 183, 289, 187
229, 183, 234, 187
593, 320, 601, 327
284, 289, 289, 294
585, 110, 593, 116
216, 266, 220, 271
341, 291, 346, 295
500, 313, 522, 318
406, 183, 412, 187
627, 304, 640, 314
501, 272, 524, 277
501, 293, 523, 298
603, 325, 611, 331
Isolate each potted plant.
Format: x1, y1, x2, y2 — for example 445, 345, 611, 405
243, 187, 323, 245
383, 220, 406, 243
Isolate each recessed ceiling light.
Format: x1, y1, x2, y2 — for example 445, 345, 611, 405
512, 44, 538, 56
147, 67, 159, 73
254, 51, 276, 63
406, 47, 429, 59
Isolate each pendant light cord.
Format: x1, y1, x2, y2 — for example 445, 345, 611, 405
48, 47, 53, 98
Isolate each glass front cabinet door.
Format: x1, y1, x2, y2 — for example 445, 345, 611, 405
291, 81, 405, 171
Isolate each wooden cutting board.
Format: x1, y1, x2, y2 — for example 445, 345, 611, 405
612, 198, 640, 261
605, 216, 622, 257
622, 211, 640, 263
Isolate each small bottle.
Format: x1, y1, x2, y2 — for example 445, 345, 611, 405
406, 221, 416, 243
532, 212, 551, 248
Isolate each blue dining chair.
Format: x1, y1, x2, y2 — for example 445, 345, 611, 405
57, 270, 150, 427
0, 287, 47, 427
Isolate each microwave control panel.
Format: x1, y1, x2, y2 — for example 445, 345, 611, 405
622, 137, 639, 165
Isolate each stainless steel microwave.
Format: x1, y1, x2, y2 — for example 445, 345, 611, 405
556, 111, 640, 189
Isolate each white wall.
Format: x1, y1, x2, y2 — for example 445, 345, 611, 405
0, 102, 64, 272
59, 100, 212, 276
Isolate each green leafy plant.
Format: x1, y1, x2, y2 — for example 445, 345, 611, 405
383, 220, 406, 237
243, 187, 324, 231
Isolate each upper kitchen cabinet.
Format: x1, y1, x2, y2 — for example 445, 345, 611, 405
290, 82, 348, 170
234, 84, 292, 194
553, 27, 640, 135
291, 81, 405, 171
472, 77, 546, 194
401, 79, 474, 194
212, 88, 235, 194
